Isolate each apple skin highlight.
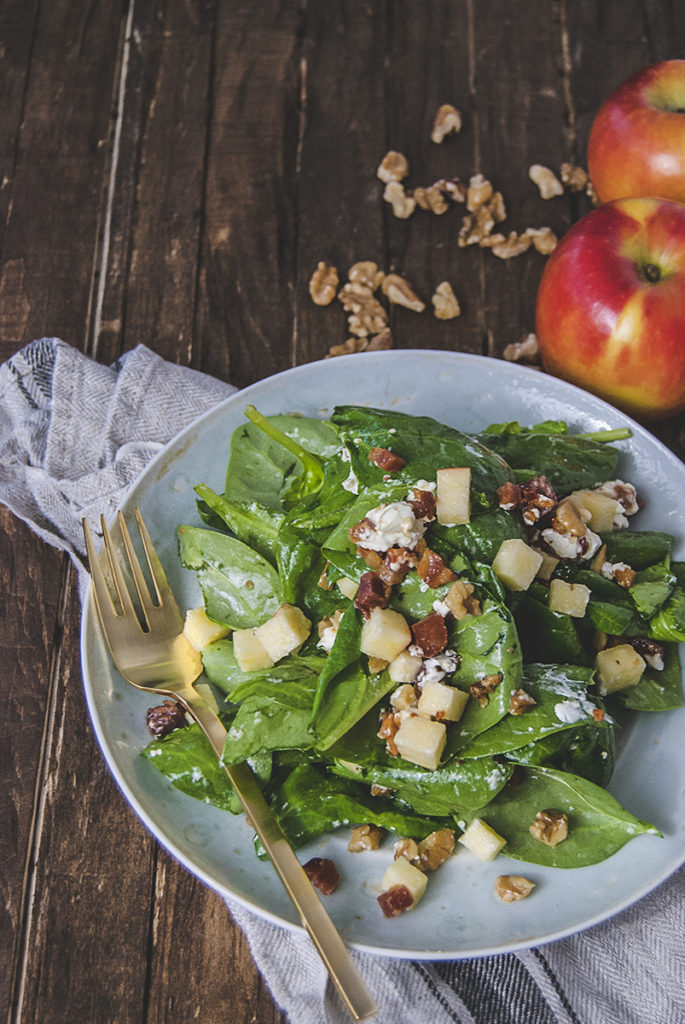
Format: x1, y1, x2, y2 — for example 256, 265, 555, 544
588, 60, 685, 205
535, 198, 685, 421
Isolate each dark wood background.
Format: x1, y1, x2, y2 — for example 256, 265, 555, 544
2, 2, 684, 1022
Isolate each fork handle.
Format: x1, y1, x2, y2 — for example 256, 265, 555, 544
179, 690, 377, 1023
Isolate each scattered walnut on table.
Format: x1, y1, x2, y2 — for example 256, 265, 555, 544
529, 809, 569, 846
529, 163, 564, 199
458, 206, 496, 247
525, 226, 558, 255
503, 332, 540, 363
348, 260, 385, 291
365, 327, 393, 350
348, 824, 386, 852
377, 150, 409, 183
467, 173, 494, 211
413, 184, 449, 214
308, 261, 339, 306
489, 231, 533, 259
383, 180, 416, 219
495, 875, 536, 903
560, 162, 590, 192
431, 103, 462, 143
325, 337, 368, 358
381, 273, 425, 312
431, 281, 461, 320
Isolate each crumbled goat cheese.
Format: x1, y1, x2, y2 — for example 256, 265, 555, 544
541, 526, 601, 561
554, 699, 587, 724
432, 598, 451, 617
359, 501, 426, 551
317, 625, 339, 652
601, 560, 630, 580
596, 479, 639, 516
340, 446, 359, 494
418, 649, 459, 683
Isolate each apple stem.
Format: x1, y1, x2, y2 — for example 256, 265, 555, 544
575, 427, 632, 443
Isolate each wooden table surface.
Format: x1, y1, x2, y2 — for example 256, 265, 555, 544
2, 2, 685, 1022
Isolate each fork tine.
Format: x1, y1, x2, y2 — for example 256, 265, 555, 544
134, 508, 180, 613
83, 518, 118, 624
99, 514, 140, 623
117, 510, 156, 628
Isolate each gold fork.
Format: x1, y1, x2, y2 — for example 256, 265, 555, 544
82, 509, 377, 1023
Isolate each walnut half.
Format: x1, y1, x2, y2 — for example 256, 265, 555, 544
529, 809, 568, 846
495, 875, 536, 903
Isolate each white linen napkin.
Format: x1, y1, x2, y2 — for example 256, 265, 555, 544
2, 338, 684, 1024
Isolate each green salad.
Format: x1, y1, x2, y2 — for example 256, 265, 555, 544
142, 404, 684, 882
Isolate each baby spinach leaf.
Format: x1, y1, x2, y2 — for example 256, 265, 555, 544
201, 639, 325, 699
194, 484, 284, 563
599, 530, 675, 570
450, 599, 523, 749
457, 663, 602, 758
511, 588, 589, 666
329, 711, 512, 816
554, 719, 615, 787
177, 525, 281, 628
142, 713, 238, 811
331, 405, 512, 500
628, 560, 676, 619
469, 765, 660, 867
271, 763, 449, 849
475, 428, 621, 495
222, 678, 317, 764
431, 508, 526, 564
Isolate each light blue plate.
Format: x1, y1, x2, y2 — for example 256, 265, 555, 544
80, 350, 685, 958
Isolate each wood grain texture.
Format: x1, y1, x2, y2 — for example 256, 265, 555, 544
2, 3, 685, 1024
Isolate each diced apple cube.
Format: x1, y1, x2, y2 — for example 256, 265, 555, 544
548, 579, 591, 618
535, 549, 559, 582
394, 715, 447, 770
458, 818, 507, 861
183, 606, 230, 651
255, 603, 312, 662
436, 467, 471, 526
337, 576, 359, 600
388, 649, 423, 683
417, 681, 470, 722
381, 855, 428, 908
569, 489, 622, 532
232, 628, 275, 672
360, 606, 412, 662
492, 538, 543, 591
595, 644, 646, 695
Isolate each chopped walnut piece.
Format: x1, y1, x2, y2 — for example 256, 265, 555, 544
432, 281, 461, 320
529, 809, 568, 846
435, 177, 467, 203
417, 548, 458, 589
497, 480, 523, 510
379, 547, 419, 586
509, 688, 537, 715
378, 884, 414, 917
444, 580, 480, 620
368, 656, 390, 674
503, 333, 540, 363
326, 337, 368, 358
520, 475, 557, 525
431, 103, 463, 143
459, 206, 496, 247
309, 261, 339, 306
552, 496, 589, 536
525, 227, 558, 255
413, 183, 450, 214
495, 875, 536, 903
470, 672, 503, 707
612, 564, 637, 589
560, 162, 590, 192
366, 327, 394, 351
466, 173, 494, 211
411, 612, 448, 658
303, 857, 340, 895
417, 829, 455, 871
529, 163, 564, 199
382, 273, 426, 312
383, 180, 416, 219
348, 824, 385, 852
348, 260, 385, 291
592, 707, 606, 722
371, 783, 393, 796
378, 709, 400, 756
357, 546, 384, 571
369, 446, 406, 472
394, 837, 420, 862
490, 231, 533, 259
377, 150, 409, 184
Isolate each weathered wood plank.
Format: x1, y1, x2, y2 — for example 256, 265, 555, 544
194, 0, 302, 387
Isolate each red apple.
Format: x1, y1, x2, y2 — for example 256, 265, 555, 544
588, 61, 685, 205
535, 197, 685, 421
